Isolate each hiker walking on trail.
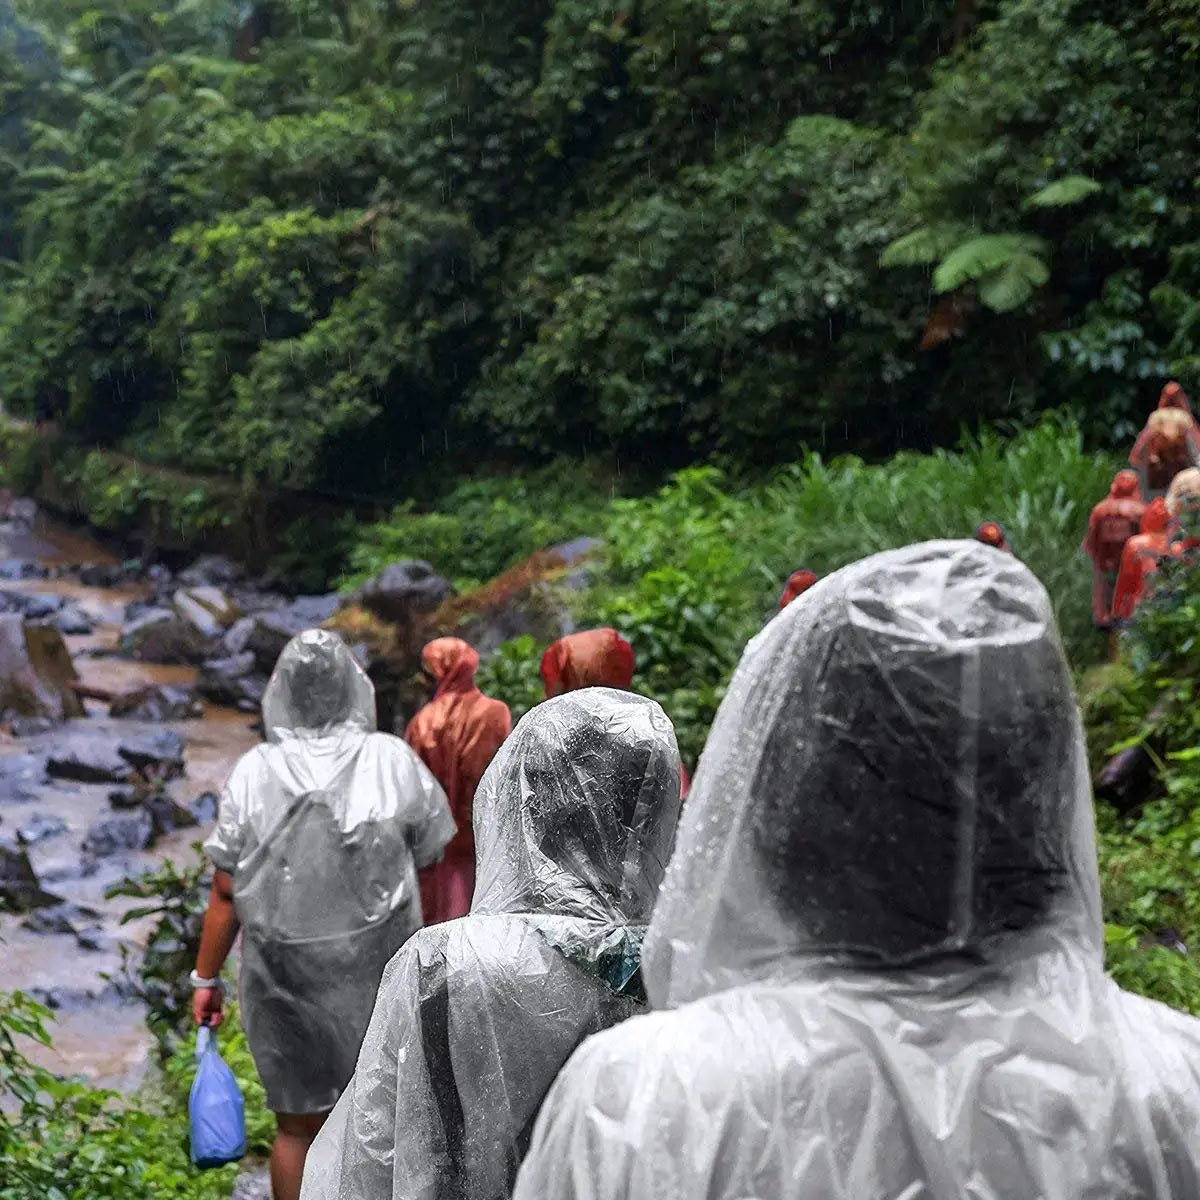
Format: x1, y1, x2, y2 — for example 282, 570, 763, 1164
1083, 470, 1146, 629
406, 637, 512, 925
778, 568, 819, 608
301, 689, 683, 1200
1112, 499, 1171, 622
193, 629, 454, 1200
1130, 382, 1200, 498
542, 629, 691, 797
513, 541, 1200, 1200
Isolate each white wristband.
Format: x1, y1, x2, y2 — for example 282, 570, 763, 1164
189, 969, 223, 991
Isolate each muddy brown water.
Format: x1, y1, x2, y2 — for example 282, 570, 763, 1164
0, 516, 258, 1091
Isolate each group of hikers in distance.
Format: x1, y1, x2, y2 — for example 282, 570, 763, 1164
186, 385, 1200, 1200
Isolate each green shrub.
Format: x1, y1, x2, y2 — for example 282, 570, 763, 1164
474, 635, 546, 727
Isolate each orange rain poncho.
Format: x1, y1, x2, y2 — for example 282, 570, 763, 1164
1083, 470, 1146, 627
1111, 499, 1171, 622
778, 569, 818, 609
541, 630, 690, 798
973, 522, 1012, 553
1130, 383, 1200, 497
406, 638, 512, 925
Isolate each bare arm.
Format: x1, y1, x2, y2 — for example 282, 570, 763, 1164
193, 869, 239, 1026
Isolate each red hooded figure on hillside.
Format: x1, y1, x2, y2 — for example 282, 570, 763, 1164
1111, 499, 1171, 622
541, 629, 690, 798
973, 522, 1012, 553
1130, 382, 1200, 497
1083, 471, 1146, 628
406, 638, 512, 924
778, 569, 819, 609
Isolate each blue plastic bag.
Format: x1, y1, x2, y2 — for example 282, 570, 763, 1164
189, 1025, 247, 1169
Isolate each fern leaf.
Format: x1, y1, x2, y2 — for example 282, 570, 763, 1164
880, 225, 961, 269
1024, 175, 1101, 210
976, 253, 1051, 312
932, 234, 1048, 293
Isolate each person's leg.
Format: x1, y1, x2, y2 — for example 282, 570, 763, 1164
270, 1111, 328, 1200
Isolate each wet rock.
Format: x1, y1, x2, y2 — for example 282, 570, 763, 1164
349, 561, 451, 625
2, 591, 63, 620
82, 810, 154, 858
0, 835, 59, 910
178, 554, 244, 589
21, 900, 101, 936
0, 753, 47, 804
222, 594, 340, 673
182, 585, 239, 627
47, 738, 132, 784
17, 813, 67, 845
173, 588, 233, 640
108, 786, 141, 810
197, 651, 267, 708
6, 497, 38, 530
0, 560, 48, 581
109, 683, 202, 722
144, 792, 199, 837
0, 615, 86, 720
78, 562, 128, 588
188, 791, 219, 823
118, 729, 185, 777
8, 714, 58, 738
119, 606, 216, 664
47, 604, 95, 636
231, 1167, 272, 1200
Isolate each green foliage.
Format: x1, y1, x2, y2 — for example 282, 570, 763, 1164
0, 988, 244, 1199
932, 234, 1050, 314
343, 466, 614, 592
474, 635, 546, 726
106, 852, 212, 1052
1093, 558, 1200, 1012
1024, 175, 1102, 210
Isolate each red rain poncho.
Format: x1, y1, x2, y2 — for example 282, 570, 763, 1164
1130, 383, 1200, 497
974, 522, 1012, 553
778, 569, 818, 609
1111, 499, 1171, 622
1083, 471, 1146, 627
541, 630, 690, 798
406, 638, 512, 924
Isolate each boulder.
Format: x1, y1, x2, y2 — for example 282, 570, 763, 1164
108, 786, 141, 810
109, 683, 202, 722
6, 498, 38, 530
188, 791, 219, 824
178, 554, 244, 589
47, 604, 94, 636
8, 715, 57, 738
47, 738, 132, 784
0, 835, 59, 911
21, 900, 101, 937
16, 813, 66, 846
119, 606, 215, 664
144, 791, 199, 837
0, 614, 86, 719
173, 588, 232, 640
3, 591, 63, 620
82, 810, 154, 858
0, 560, 48, 581
196, 652, 267, 709
221, 594, 340, 673
349, 560, 452, 625
0, 753, 46, 804
118, 729, 185, 777
78, 562, 128, 588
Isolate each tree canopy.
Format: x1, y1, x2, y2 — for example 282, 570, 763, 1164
0, 0, 1197, 498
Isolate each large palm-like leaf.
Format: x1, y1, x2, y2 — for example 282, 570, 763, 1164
933, 233, 1050, 312
1024, 175, 1102, 210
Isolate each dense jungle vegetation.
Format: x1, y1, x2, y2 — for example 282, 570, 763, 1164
2, 1, 1200, 1195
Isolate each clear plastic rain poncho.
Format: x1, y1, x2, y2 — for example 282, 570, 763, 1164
300, 687, 683, 1200
204, 629, 454, 1115
514, 541, 1200, 1200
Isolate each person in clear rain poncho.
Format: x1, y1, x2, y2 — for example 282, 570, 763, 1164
514, 541, 1200, 1200
194, 630, 454, 1200
300, 687, 683, 1200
